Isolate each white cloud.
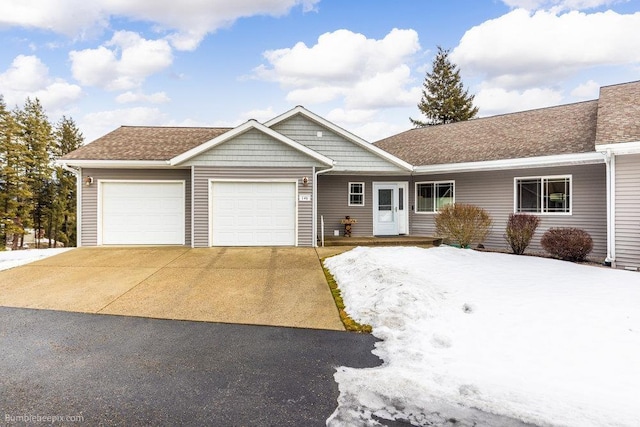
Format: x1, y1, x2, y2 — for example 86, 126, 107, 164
571, 79, 600, 98
452, 9, 640, 89
326, 108, 378, 125
256, 28, 422, 110
474, 86, 564, 116
80, 107, 168, 142
70, 31, 173, 91
0, 55, 82, 110
210, 106, 279, 127
116, 91, 171, 104
0, 0, 319, 50
502, 0, 626, 11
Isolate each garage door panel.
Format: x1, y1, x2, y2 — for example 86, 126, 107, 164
101, 182, 185, 245
212, 182, 296, 246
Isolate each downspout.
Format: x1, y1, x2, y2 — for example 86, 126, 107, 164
313, 163, 336, 247
604, 150, 615, 266
60, 163, 82, 248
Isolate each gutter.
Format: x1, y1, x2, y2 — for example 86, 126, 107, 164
413, 152, 605, 174
59, 163, 82, 248
603, 150, 616, 266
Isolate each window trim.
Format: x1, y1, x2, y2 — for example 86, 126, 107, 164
348, 182, 365, 206
414, 180, 455, 214
513, 174, 573, 215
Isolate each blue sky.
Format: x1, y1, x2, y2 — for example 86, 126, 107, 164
1, 0, 639, 143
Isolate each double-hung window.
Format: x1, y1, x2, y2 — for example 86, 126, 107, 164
348, 182, 365, 206
415, 181, 454, 213
515, 175, 571, 214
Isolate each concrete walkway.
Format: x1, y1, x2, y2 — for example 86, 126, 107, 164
0, 247, 346, 330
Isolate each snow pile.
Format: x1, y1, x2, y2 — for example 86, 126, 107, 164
325, 246, 640, 427
0, 248, 72, 271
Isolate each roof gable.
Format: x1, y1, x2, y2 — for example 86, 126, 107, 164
376, 101, 598, 167
265, 106, 413, 172
170, 120, 333, 166
181, 127, 331, 167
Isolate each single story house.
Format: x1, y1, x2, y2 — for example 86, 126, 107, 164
58, 80, 640, 270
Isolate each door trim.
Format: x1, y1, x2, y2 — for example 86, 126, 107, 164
372, 181, 410, 236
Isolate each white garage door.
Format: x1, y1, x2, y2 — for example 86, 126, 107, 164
211, 182, 296, 246
101, 182, 185, 245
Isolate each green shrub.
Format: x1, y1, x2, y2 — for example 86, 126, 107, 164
435, 203, 492, 248
505, 213, 540, 255
540, 227, 593, 261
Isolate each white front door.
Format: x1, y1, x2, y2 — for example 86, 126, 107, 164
373, 183, 398, 236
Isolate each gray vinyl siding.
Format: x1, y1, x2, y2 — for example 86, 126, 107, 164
271, 115, 406, 173
184, 128, 324, 167
409, 164, 607, 259
192, 166, 314, 247
317, 165, 607, 260
317, 175, 409, 237
80, 168, 191, 247
614, 154, 640, 270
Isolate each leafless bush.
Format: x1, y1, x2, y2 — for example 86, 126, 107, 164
435, 203, 492, 248
541, 228, 593, 262
505, 213, 540, 255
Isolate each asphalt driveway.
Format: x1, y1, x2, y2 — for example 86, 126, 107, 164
0, 306, 379, 426
0, 247, 345, 330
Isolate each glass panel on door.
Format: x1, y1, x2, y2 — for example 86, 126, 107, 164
378, 188, 393, 222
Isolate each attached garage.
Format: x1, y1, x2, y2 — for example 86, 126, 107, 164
100, 181, 185, 245
211, 181, 297, 246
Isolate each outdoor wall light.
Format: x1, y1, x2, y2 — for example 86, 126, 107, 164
302, 176, 309, 186
84, 176, 94, 186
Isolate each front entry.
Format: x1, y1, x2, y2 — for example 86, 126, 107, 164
373, 182, 408, 236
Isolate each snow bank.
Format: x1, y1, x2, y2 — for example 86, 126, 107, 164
0, 248, 72, 271
325, 246, 640, 427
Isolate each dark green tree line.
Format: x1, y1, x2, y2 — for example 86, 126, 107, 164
0, 96, 83, 249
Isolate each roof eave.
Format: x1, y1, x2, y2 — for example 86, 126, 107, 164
55, 159, 171, 168
413, 152, 605, 174
265, 106, 414, 172
596, 140, 640, 155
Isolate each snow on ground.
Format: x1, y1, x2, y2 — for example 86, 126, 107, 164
0, 248, 72, 271
324, 246, 640, 427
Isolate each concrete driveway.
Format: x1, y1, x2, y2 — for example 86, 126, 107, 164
0, 247, 345, 330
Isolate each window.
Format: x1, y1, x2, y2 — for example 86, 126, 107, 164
348, 182, 365, 206
415, 181, 454, 213
515, 175, 571, 214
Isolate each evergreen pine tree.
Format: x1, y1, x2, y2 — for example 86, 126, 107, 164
0, 96, 33, 249
52, 116, 83, 247
14, 98, 55, 248
410, 46, 479, 127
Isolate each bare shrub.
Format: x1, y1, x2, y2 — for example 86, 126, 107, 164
540, 228, 593, 261
435, 203, 492, 248
505, 213, 540, 255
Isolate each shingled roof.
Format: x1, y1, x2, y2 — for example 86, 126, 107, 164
595, 80, 640, 144
61, 126, 233, 161
375, 100, 599, 166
